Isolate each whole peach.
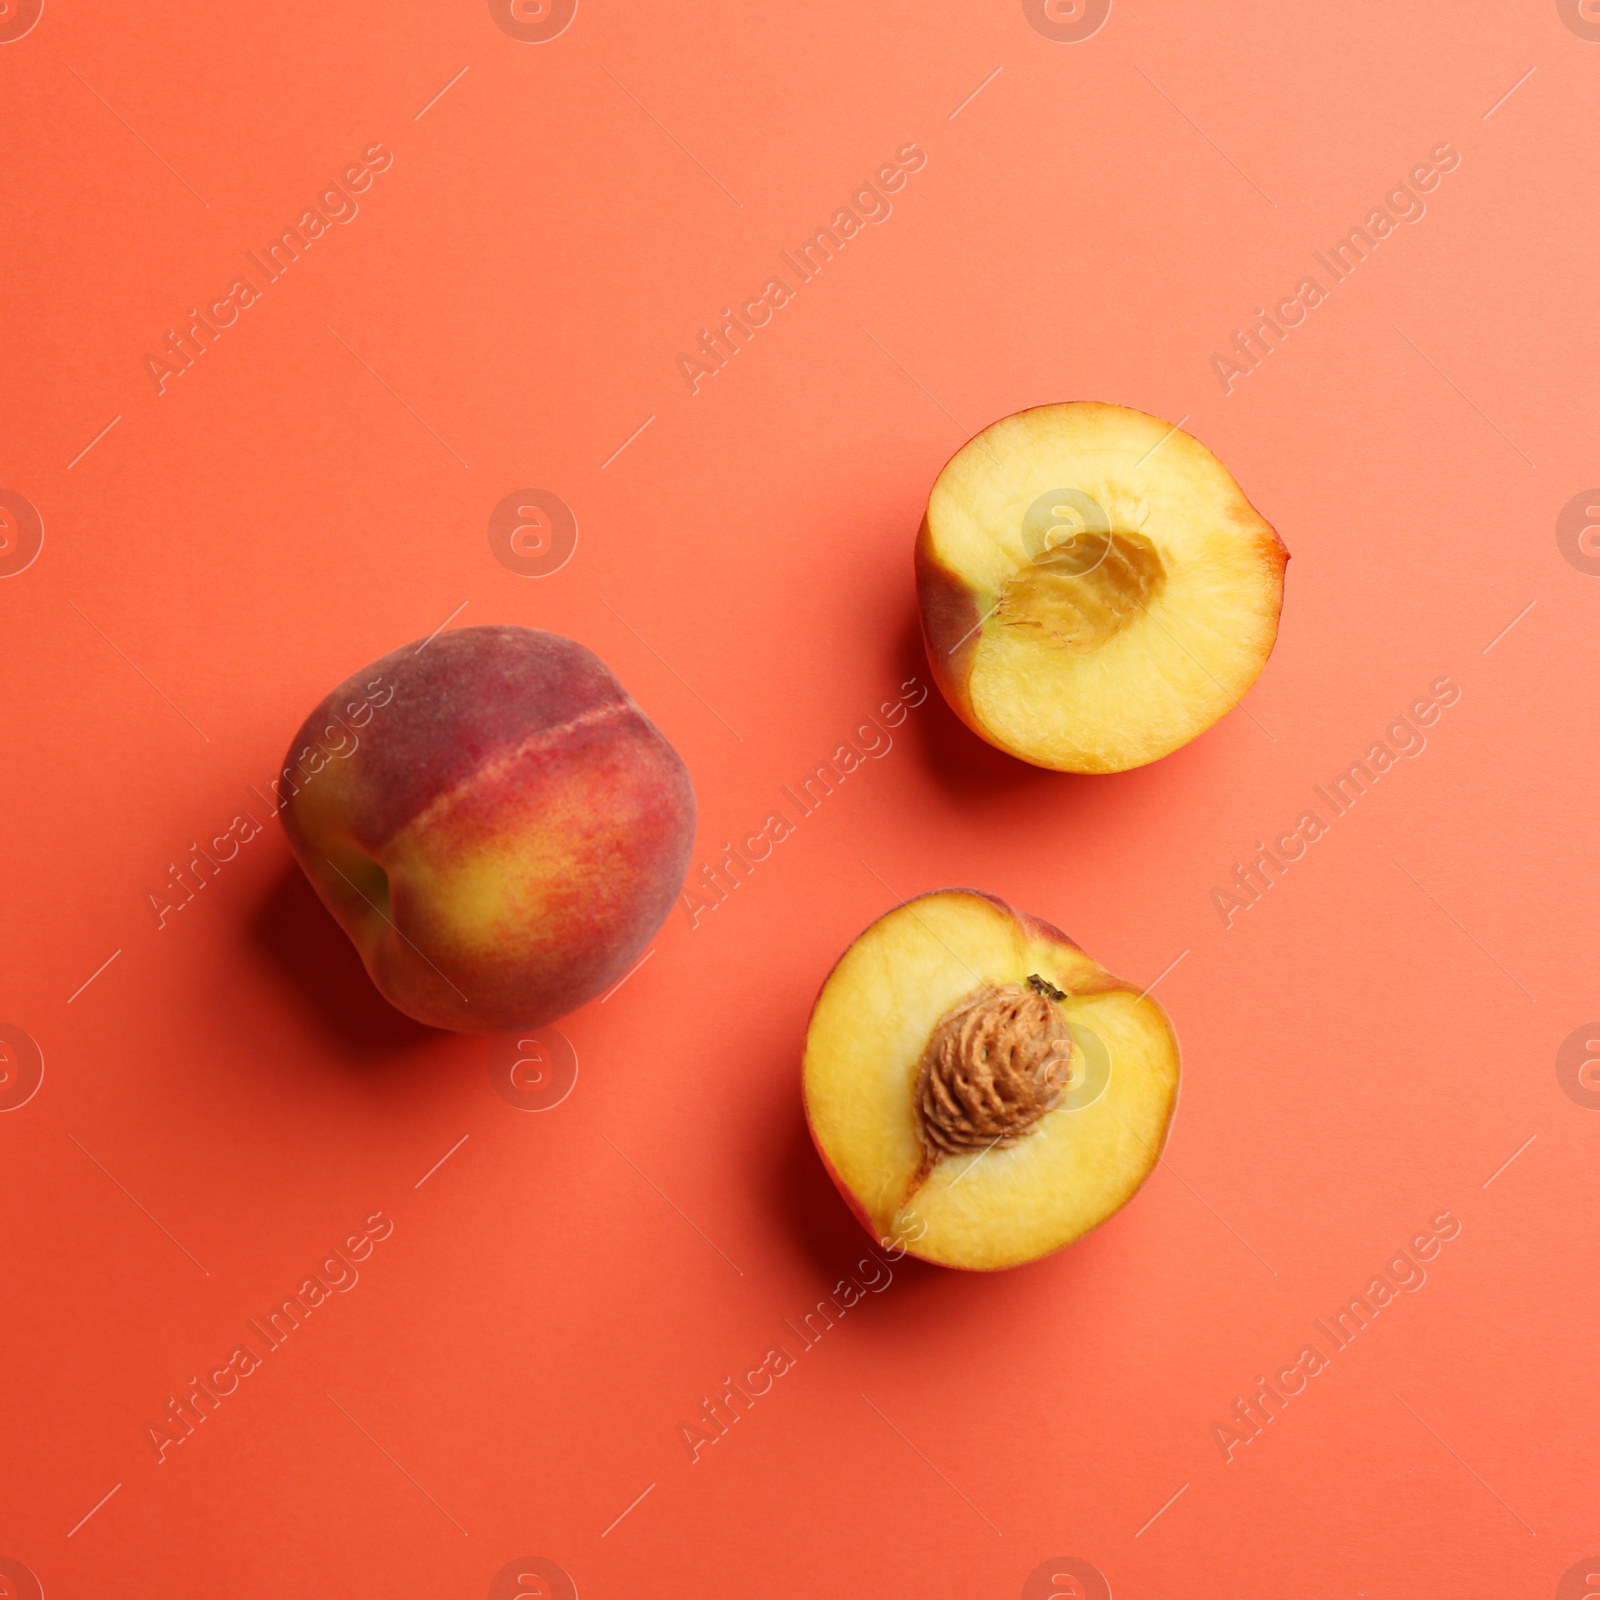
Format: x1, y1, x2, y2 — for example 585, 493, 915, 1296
279, 625, 695, 1032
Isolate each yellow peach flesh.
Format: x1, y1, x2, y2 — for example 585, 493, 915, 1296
919, 403, 1287, 773
803, 890, 1180, 1271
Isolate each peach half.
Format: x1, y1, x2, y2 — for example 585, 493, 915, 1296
917, 402, 1287, 773
280, 625, 694, 1033
803, 890, 1179, 1270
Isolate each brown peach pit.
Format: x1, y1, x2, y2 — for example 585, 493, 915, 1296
912, 973, 1075, 1177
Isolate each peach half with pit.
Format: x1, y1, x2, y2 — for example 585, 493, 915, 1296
803, 890, 1179, 1270
280, 624, 695, 1033
917, 402, 1287, 773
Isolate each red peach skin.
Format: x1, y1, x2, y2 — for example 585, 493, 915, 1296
279, 625, 695, 1032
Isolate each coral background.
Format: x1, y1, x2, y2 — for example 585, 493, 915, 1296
2, 1, 1596, 1594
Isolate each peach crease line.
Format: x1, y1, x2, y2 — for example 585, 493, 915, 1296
66, 1482, 122, 1538
414, 1133, 470, 1189
1133, 1481, 1189, 1538
599, 948, 655, 1004
600, 1482, 656, 1538
66, 947, 122, 1003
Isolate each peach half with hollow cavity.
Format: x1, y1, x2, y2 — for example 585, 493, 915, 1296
917, 402, 1287, 773
802, 890, 1180, 1271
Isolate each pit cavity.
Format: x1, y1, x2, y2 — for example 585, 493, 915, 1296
995, 524, 1166, 650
